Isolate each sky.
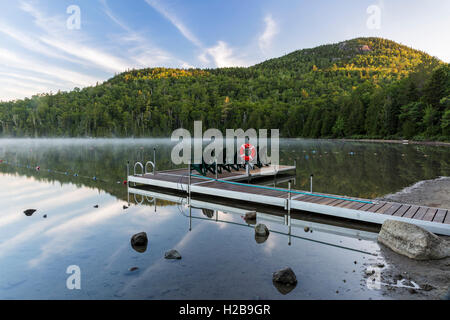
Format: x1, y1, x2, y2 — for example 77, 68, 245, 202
0, 0, 449, 101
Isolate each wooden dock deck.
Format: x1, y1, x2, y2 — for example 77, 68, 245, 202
128, 166, 450, 236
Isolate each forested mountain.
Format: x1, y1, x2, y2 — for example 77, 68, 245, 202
1, 37, 449, 140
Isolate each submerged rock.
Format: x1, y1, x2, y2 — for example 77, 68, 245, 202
244, 211, 257, 221
24, 209, 36, 216
131, 232, 148, 253
377, 220, 450, 260
272, 267, 298, 294
273, 267, 297, 285
273, 280, 297, 295
255, 224, 270, 237
164, 249, 182, 260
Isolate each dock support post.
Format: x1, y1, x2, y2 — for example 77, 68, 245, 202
288, 181, 291, 220
310, 174, 313, 194
153, 148, 156, 175
288, 181, 292, 245
246, 163, 250, 183
127, 161, 130, 206
189, 204, 192, 232
294, 160, 297, 186
215, 158, 218, 180
188, 160, 191, 206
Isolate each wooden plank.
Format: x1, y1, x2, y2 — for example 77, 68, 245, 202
308, 196, 334, 204
423, 208, 438, 222
402, 205, 420, 219
335, 200, 359, 208
383, 203, 402, 215
412, 207, 428, 220
444, 211, 450, 225
366, 202, 386, 213
328, 199, 346, 207
308, 196, 332, 204
376, 203, 394, 214
340, 200, 362, 208
433, 209, 448, 223
296, 195, 317, 203
316, 197, 341, 206
393, 205, 411, 217
349, 201, 369, 210
359, 203, 376, 211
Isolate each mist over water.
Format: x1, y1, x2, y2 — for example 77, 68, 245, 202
0, 138, 448, 199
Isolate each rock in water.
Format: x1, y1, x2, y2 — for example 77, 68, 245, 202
131, 232, 148, 253
24, 209, 36, 216
164, 249, 182, 260
255, 224, 270, 237
244, 211, 257, 221
377, 220, 450, 260
273, 267, 298, 285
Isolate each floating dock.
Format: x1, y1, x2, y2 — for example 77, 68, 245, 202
128, 165, 450, 236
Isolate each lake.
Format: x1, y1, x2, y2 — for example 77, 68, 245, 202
0, 139, 449, 299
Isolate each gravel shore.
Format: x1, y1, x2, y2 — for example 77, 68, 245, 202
378, 177, 450, 210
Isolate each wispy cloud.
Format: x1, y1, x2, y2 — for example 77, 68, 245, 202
144, 0, 249, 67
0, 48, 99, 87
202, 41, 248, 68
259, 14, 279, 53
21, 1, 131, 73
145, 0, 203, 48
39, 37, 131, 73
100, 0, 190, 68
0, 21, 84, 65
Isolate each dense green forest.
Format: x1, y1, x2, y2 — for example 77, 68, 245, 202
0, 37, 449, 140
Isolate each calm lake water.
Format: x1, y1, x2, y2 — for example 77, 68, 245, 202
0, 139, 449, 299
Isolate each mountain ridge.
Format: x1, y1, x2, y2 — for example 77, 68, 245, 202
0, 37, 449, 140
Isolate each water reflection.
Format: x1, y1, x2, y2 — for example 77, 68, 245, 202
2, 138, 447, 300
0, 172, 388, 300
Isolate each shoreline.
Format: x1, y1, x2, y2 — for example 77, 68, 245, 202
0, 137, 449, 147
378, 176, 450, 210
340, 138, 450, 147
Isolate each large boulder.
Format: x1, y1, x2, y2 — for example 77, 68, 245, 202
131, 232, 148, 253
377, 220, 450, 260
